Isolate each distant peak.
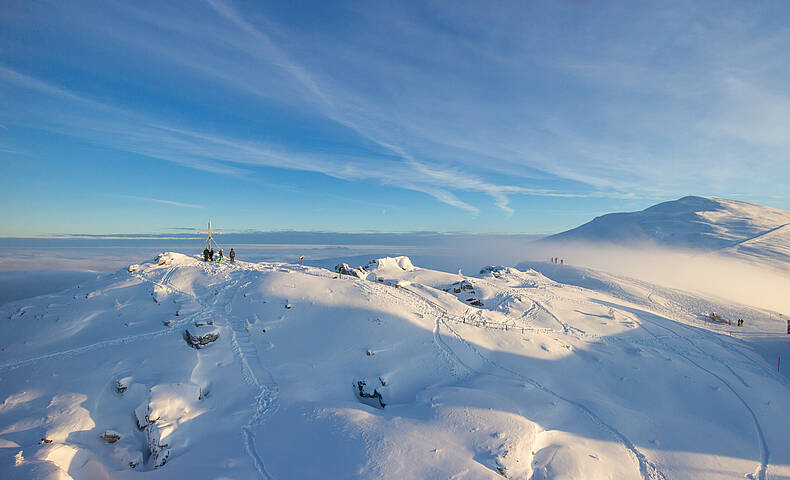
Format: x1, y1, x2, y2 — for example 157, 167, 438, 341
544, 196, 790, 261
675, 195, 715, 203
645, 196, 723, 214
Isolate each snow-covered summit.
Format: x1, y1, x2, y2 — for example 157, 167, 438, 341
1, 253, 789, 479
546, 196, 790, 264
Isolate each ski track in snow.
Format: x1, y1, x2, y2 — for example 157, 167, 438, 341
149, 264, 280, 479
611, 279, 787, 479
644, 292, 790, 391
619, 307, 770, 480
1, 263, 281, 479
436, 315, 667, 480
391, 284, 666, 480
0, 266, 204, 371
215, 274, 278, 480
509, 271, 773, 479
491, 275, 773, 480
0, 323, 187, 371
351, 274, 673, 479
458, 270, 773, 480
147, 264, 280, 478
529, 296, 589, 338
148, 264, 279, 478
432, 315, 475, 379
179, 259, 786, 480
725, 341, 790, 390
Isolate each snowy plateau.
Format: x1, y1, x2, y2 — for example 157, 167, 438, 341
1, 197, 790, 479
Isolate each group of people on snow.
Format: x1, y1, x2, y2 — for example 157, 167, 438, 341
709, 312, 745, 327
202, 247, 235, 263
550, 257, 564, 265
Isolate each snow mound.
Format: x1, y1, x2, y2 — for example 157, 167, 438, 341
137, 383, 203, 468
480, 265, 553, 286
153, 252, 196, 267
335, 256, 419, 282
364, 256, 416, 272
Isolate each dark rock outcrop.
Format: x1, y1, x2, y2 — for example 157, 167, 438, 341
184, 326, 220, 349
354, 379, 386, 409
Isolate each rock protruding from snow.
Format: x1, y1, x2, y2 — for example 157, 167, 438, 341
184, 325, 220, 349
112, 446, 143, 469
114, 376, 132, 394
334, 263, 361, 277
100, 430, 121, 444
479, 265, 520, 277
443, 279, 484, 306
354, 379, 386, 409
135, 383, 203, 468
449, 279, 475, 293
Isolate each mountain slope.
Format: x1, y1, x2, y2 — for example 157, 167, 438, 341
545, 196, 790, 264
1, 253, 789, 479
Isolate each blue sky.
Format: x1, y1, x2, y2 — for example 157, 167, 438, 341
1, 0, 789, 236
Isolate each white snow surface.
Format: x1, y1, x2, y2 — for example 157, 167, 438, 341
1, 252, 789, 479
546, 196, 790, 266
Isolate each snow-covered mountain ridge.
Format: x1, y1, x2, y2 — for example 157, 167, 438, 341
1, 252, 789, 479
546, 196, 790, 265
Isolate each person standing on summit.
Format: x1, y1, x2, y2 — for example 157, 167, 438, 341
229, 248, 235, 263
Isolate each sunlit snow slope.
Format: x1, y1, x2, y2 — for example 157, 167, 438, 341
1, 253, 789, 479
546, 196, 790, 266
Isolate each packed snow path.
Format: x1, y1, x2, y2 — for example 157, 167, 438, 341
139, 265, 281, 479
221, 277, 279, 480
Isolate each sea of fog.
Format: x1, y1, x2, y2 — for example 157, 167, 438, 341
0, 233, 543, 305
2, 233, 788, 314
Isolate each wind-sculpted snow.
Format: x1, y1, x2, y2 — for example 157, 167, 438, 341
1, 252, 789, 479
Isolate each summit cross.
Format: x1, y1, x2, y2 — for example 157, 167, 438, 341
198, 221, 222, 250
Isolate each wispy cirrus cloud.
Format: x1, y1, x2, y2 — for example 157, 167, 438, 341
119, 195, 203, 209
1, 62, 600, 215
3, 0, 789, 220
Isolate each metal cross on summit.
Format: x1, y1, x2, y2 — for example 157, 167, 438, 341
198, 221, 221, 250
